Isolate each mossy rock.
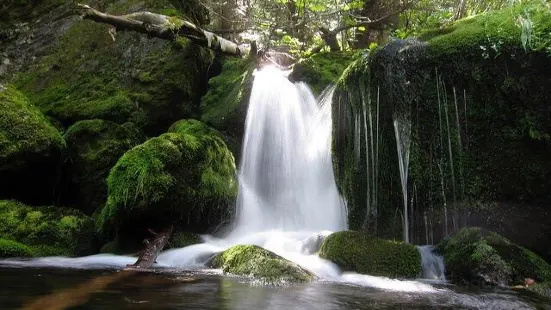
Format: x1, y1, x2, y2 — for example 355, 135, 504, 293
97, 119, 237, 240
12, 1, 214, 136
289, 51, 357, 95
437, 227, 551, 286
167, 231, 201, 249
0, 85, 65, 205
332, 1, 551, 238
318, 231, 421, 278
211, 245, 314, 284
60, 119, 144, 214
0, 238, 34, 258
0, 200, 96, 256
200, 57, 255, 156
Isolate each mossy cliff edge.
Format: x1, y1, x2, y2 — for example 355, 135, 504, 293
332, 2, 551, 259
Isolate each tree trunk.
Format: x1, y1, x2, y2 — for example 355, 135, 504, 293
454, 0, 467, 20
75, 4, 244, 56
320, 27, 340, 52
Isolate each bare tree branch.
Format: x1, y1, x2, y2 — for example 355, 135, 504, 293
75, 4, 244, 56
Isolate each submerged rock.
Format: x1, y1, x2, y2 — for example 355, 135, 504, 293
211, 245, 314, 284
60, 119, 144, 214
318, 231, 421, 278
437, 227, 551, 286
0, 200, 96, 256
96, 119, 237, 241
0, 85, 65, 205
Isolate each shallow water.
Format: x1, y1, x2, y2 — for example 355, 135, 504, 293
1, 267, 549, 310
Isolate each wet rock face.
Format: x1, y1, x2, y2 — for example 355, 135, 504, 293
332, 3, 551, 243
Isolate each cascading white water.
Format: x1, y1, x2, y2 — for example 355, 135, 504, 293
417, 245, 446, 281
393, 115, 412, 243
1, 65, 442, 294
230, 66, 347, 235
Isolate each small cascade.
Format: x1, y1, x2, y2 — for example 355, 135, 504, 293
393, 114, 412, 243
417, 245, 446, 281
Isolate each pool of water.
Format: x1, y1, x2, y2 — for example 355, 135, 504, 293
1, 267, 549, 310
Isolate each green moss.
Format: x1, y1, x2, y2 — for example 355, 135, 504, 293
13, 2, 214, 135
318, 231, 421, 278
211, 245, 313, 284
0, 84, 65, 164
167, 231, 201, 249
0, 238, 34, 258
426, 1, 551, 56
438, 227, 551, 286
289, 51, 357, 95
61, 119, 144, 214
96, 119, 237, 239
0, 85, 66, 204
332, 1, 551, 239
200, 57, 254, 137
0, 200, 96, 256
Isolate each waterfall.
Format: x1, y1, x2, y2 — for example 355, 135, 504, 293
230, 66, 347, 235
417, 245, 446, 281
393, 114, 412, 243
1, 65, 442, 293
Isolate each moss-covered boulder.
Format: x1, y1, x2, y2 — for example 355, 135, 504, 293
200, 57, 255, 157
211, 245, 314, 284
97, 119, 237, 241
0, 238, 34, 258
438, 227, 551, 286
333, 1, 551, 241
0, 85, 65, 205
318, 231, 421, 278
6, 1, 214, 136
60, 119, 144, 214
289, 51, 357, 95
0, 200, 96, 256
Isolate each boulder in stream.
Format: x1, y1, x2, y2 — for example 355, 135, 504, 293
211, 245, 314, 284
319, 231, 421, 278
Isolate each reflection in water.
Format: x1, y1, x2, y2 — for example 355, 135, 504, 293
0, 268, 547, 310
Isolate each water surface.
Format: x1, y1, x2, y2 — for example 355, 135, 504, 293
1, 267, 549, 310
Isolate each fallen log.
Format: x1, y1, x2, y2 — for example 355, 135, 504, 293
75, 4, 244, 56
126, 225, 174, 269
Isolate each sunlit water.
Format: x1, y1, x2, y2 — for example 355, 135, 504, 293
1, 66, 549, 309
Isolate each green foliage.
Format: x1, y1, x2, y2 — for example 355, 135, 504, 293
0, 238, 34, 258
438, 227, 551, 285
61, 119, 144, 214
319, 231, 421, 278
0, 200, 96, 256
211, 245, 313, 284
97, 119, 237, 238
289, 51, 357, 95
